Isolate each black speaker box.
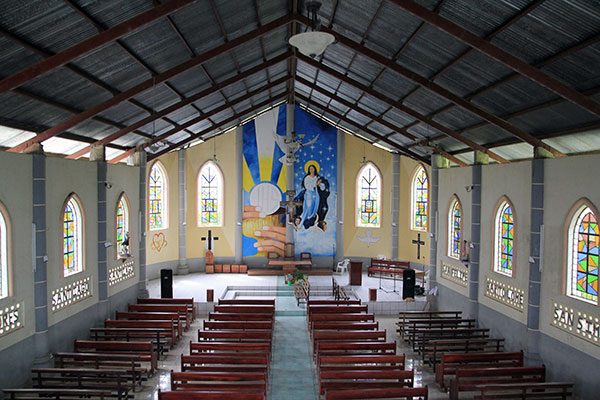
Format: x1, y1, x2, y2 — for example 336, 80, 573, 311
402, 268, 415, 299
161, 269, 173, 299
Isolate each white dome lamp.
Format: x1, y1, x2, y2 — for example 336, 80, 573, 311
289, 1, 334, 58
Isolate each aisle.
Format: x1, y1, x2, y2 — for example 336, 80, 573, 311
268, 313, 318, 400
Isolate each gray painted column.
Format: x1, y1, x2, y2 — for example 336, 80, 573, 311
468, 163, 482, 319
336, 130, 344, 261
428, 159, 440, 288
391, 154, 400, 260
176, 149, 188, 275
526, 157, 544, 363
32, 152, 51, 366
136, 152, 149, 298
96, 162, 109, 319
286, 103, 295, 244
235, 128, 243, 263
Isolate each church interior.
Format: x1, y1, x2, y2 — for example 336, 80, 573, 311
0, 0, 599, 399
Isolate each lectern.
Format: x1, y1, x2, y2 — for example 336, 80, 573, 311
349, 261, 362, 286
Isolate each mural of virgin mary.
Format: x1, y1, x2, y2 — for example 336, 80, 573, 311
293, 162, 330, 231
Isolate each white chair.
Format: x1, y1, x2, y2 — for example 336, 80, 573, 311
335, 259, 350, 274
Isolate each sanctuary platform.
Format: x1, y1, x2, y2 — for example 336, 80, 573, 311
147, 270, 428, 316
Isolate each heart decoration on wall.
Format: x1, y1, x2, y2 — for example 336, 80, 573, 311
151, 233, 168, 252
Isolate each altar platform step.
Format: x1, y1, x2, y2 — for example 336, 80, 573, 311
247, 268, 333, 276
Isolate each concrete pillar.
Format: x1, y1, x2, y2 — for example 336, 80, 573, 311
468, 164, 482, 320
428, 161, 439, 290
96, 162, 109, 319
235, 129, 243, 264
32, 153, 51, 367
432, 153, 450, 169
176, 149, 189, 275
391, 154, 400, 260
24, 143, 44, 155
336, 130, 344, 262
90, 144, 106, 162
526, 152, 548, 364
286, 104, 295, 244
135, 151, 149, 298
534, 146, 554, 160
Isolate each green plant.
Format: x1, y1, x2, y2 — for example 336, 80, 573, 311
291, 270, 307, 282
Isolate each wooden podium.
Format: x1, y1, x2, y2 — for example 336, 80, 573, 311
349, 261, 362, 286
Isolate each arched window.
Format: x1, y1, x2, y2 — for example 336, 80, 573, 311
356, 162, 381, 228
493, 199, 514, 277
63, 195, 84, 277
148, 162, 167, 230
116, 194, 131, 258
566, 203, 598, 304
411, 165, 428, 231
198, 161, 224, 227
0, 203, 10, 299
447, 197, 462, 260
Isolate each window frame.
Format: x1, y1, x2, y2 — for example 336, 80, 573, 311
148, 161, 168, 231
410, 164, 429, 232
492, 197, 516, 278
115, 193, 131, 260
197, 160, 224, 228
447, 195, 462, 260
0, 201, 11, 300
62, 194, 85, 278
564, 198, 599, 305
355, 162, 382, 228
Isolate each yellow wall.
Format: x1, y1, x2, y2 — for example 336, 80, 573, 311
145, 151, 179, 264
398, 157, 431, 263
343, 135, 393, 258
186, 133, 237, 258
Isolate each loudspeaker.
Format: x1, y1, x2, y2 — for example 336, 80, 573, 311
160, 269, 173, 298
403, 268, 415, 299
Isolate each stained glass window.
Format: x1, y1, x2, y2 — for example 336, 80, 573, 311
356, 163, 381, 228
63, 196, 83, 277
149, 162, 167, 230
0, 208, 8, 299
198, 161, 223, 227
411, 166, 428, 231
448, 198, 461, 259
567, 205, 598, 304
116, 195, 130, 258
494, 201, 514, 277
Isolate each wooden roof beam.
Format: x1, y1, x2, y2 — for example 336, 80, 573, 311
389, 0, 600, 119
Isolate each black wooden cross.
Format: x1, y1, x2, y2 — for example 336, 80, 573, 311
412, 233, 425, 259
201, 230, 219, 251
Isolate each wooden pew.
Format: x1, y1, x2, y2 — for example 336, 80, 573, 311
307, 299, 361, 305
73, 340, 157, 374
104, 319, 179, 342
316, 342, 396, 363
437, 351, 524, 390
318, 354, 405, 373
203, 321, 273, 331
208, 312, 274, 322
31, 368, 134, 398
218, 299, 275, 305
400, 318, 477, 341
325, 387, 429, 400
449, 365, 546, 400
190, 341, 271, 355
170, 371, 267, 396
158, 390, 264, 400
181, 354, 270, 374
213, 305, 275, 315
137, 298, 195, 321
310, 313, 375, 330
198, 330, 272, 344
115, 312, 183, 338
319, 369, 414, 395
53, 352, 149, 380
313, 330, 387, 356
473, 382, 573, 399
424, 338, 505, 369
311, 322, 379, 331
397, 311, 463, 339
410, 327, 490, 351
127, 304, 190, 330
90, 328, 170, 355
2, 388, 112, 400
308, 305, 368, 314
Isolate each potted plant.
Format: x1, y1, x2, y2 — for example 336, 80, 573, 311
291, 270, 307, 285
